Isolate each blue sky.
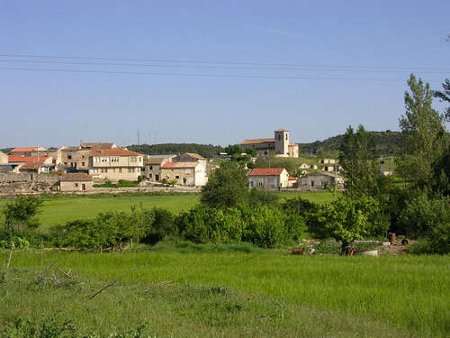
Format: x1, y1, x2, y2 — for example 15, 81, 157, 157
0, 0, 449, 148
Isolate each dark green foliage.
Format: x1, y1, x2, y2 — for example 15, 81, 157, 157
247, 189, 279, 207
317, 195, 388, 253
128, 143, 224, 158
93, 180, 139, 188
299, 131, 402, 157
399, 194, 449, 237
201, 161, 249, 209
397, 74, 448, 191
176, 204, 305, 248
431, 144, 450, 196
339, 125, 386, 198
282, 197, 322, 237
3, 196, 43, 230
399, 194, 450, 254
144, 207, 176, 244
433, 78, 450, 121
224, 144, 242, 155
176, 206, 244, 244
240, 205, 288, 248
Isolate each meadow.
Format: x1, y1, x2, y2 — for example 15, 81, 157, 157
0, 191, 335, 229
1, 248, 448, 337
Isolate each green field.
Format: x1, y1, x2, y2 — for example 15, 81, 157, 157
1, 249, 448, 337
0, 191, 336, 229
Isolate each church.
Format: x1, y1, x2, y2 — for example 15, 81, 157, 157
240, 129, 299, 158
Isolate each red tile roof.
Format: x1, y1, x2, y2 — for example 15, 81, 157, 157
161, 162, 198, 169
91, 148, 142, 156
248, 168, 286, 176
10, 147, 45, 153
8, 155, 49, 163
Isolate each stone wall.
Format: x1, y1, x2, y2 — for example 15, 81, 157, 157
0, 173, 59, 194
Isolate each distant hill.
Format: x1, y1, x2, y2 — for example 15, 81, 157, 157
299, 131, 403, 157
127, 143, 225, 158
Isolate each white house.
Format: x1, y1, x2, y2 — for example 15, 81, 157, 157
248, 168, 289, 189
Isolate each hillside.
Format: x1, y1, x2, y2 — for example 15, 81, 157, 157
127, 143, 225, 158
299, 131, 403, 157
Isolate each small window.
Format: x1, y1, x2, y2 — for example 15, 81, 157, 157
175, 175, 180, 179
74, 183, 79, 188
68, 155, 72, 160
119, 168, 122, 173
82, 162, 85, 166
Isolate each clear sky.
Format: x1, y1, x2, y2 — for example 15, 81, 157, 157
0, 0, 449, 148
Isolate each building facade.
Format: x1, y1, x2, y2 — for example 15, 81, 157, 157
60, 173, 93, 192
248, 168, 290, 189
89, 149, 144, 182
240, 129, 299, 158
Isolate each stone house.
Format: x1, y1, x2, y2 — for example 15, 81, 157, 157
299, 172, 344, 190
145, 153, 208, 186
9, 147, 47, 156
160, 161, 207, 186
60, 172, 93, 192
144, 155, 176, 182
58, 142, 117, 171
240, 129, 299, 158
89, 148, 144, 182
248, 168, 290, 189
8, 155, 55, 174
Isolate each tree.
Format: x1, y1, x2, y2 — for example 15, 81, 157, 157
339, 125, 385, 198
3, 196, 43, 232
318, 196, 386, 255
397, 74, 447, 191
433, 79, 450, 121
201, 161, 249, 209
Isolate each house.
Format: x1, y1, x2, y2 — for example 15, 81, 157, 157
9, 146, 47, 157
8, 155, 54, 173
144, 155, 176, 182
89, 148, 144, 182
0, 151, 7, 164
321, 158, 336, 164
59, 142, 118, 171
60, 147, 92, 171
240, 129, 299, 158
248, 168, 289, 189
160, 161, 207, 186
299, 172, 344, 190
80, 142, 117, 150
323, 164, 342, 173
60, 172, 93, 192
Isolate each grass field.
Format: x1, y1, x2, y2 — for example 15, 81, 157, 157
0, 191, 336, 229
1, 249, 448, 337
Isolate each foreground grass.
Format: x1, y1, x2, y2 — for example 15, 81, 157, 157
1, 249, 448, 337
0, 191, 335, 229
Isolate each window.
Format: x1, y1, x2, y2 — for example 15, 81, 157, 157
82, 162, 85, 166
74, 183, 78, 188
68, 155, 72, 160
175, 175, 180, 179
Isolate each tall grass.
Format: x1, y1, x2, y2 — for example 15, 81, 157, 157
1, 249, 448, 337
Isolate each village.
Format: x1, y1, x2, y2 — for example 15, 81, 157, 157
0, 128, 355, 195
